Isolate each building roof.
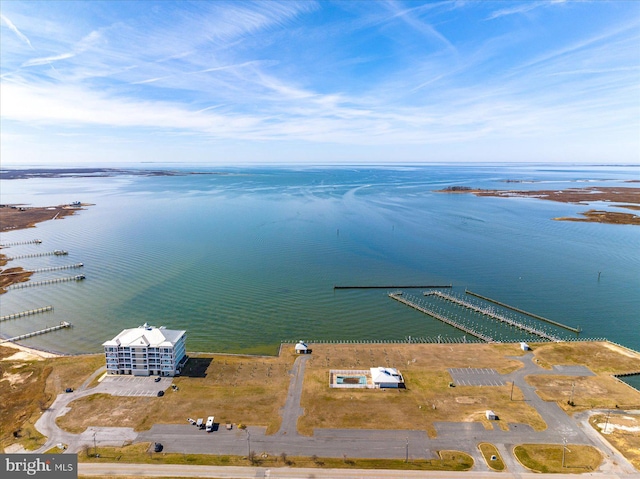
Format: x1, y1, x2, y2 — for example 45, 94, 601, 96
295, 340, 308, 351
370, 367, 404, 384
103, 323, 186, 348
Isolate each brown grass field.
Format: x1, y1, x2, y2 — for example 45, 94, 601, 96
514, 444, 602, 473
531, 341, 640, 373
76, 442, 474, 471
526, 375, 640, 412
298, 342, 545, 437
0, 348, 104, 450
57, 352, 296, 435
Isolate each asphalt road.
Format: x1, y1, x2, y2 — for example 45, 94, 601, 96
78, 462, 640, 479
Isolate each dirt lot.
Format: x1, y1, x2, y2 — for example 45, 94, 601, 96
590, 412, 640, 470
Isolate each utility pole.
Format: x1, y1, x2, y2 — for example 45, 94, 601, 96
604, 410, 611, 433
510, 381, 515, 401
246, 430, 251, 457
93, 430, 97, 457
561, 437, 567, 468
569, 381, 575, 405
405, 437, 409, 463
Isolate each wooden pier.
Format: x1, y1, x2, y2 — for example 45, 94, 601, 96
425, 290, 561, 342
6, 250, 68, 261
0, 306, 54, 322
465, 290, 580, 334
7, 274, 85, 290
335, 284, 452, 290
0, 263, 83, 276
389, 292, 494, 342
0, 239, 42, 247
0, 321, 71, 343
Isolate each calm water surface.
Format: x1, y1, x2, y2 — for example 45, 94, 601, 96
0, 165, 638, 355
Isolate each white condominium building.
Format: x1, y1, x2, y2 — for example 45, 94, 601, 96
103, 323, 187, 377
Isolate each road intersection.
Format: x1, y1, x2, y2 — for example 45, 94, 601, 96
30, 353, 637, 476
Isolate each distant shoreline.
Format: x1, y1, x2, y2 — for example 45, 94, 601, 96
436, 186, 640, 225
0, 168, 227, 180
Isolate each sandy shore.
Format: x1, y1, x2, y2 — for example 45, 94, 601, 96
0, 341, 61, 360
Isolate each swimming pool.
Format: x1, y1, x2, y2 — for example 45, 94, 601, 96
336, 375, 367, 385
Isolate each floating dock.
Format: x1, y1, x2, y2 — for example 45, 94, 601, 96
7, 274, 85, 290
335, 284, 452, 290
465, 290, 580, 334
0, 321, 71, 343
0, 239, 42, 247
425, 290, 561, 342
0, 306, 54, 322
389, 292, 494, 342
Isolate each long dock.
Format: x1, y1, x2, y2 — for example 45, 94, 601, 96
0, 239, 42, 247
7, 274, 85, 290
465, 290, 580, 334
425, 290, 561, 342
389, 292, 494, 342
335, 284, 452, 290
0, 306, 54, 322
0, 263, 83, 275
0, 321, 71, 343
6, 250, 68, 260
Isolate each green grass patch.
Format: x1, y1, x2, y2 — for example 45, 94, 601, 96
79, 444, 473, 471
514, 444, 602, 473
478, 443, 505, 471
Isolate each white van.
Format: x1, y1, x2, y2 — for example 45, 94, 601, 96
205, 416, 215, 432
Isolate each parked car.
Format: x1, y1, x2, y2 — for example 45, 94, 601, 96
196, 418, 203, 428
157, 390, 164, 397
65, 388, 73, 393
154, 377, 161, 382
187, 418, 196, 425
153, 442, 163, 453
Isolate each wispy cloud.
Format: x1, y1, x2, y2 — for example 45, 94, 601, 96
1, 13, 34, 49
0, 0, 638, 164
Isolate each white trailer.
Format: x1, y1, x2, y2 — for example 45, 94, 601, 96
205, 416, 215, 432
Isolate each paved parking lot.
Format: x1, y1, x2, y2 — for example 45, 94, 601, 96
448, 367, 505, 386
99, 375, 173, 397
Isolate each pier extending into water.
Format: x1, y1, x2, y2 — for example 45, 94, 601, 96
0, 306, 54, 322
6, 250, 68, 261
389, 292, 494, 342
465, 290, 580, 334
0, 321, 71, 344
7, 274, 85, 290
335, 284, 452, 290
425, 290, 561, 342
0, 263, 83, 275
0, 239, 42, 247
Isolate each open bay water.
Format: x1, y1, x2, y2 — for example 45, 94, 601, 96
0, 165, 638, 355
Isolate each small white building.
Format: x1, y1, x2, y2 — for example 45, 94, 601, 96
103, 323, 187, 377
370, 367, 404, 388
295, 340, 311, 354
520, 342, 531, 351
486, 410, 498, 420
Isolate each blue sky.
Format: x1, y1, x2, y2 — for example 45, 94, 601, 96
1, 0, 639, 166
